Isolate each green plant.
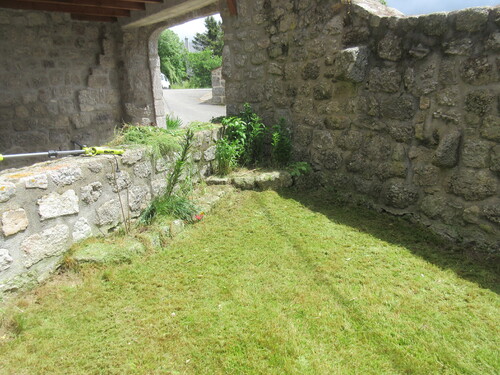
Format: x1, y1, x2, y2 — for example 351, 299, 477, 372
111, 125, 180, 159
140, 130, 195, 224
286, 161, 312, 177
166, 114, 182, 129
215, 138, 241, 176
158, 29, 187, 84
186, 49, 222, 88
270, 118, 292, 167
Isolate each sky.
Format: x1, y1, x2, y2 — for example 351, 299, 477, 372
170, 1, 498, 41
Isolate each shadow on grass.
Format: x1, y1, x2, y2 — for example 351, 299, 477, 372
278, 188, 500, 294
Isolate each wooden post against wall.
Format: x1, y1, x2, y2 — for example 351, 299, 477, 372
227, 0, 237, 15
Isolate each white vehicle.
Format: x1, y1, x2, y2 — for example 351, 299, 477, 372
160, 73, 170, 89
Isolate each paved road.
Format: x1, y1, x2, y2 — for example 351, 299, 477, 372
163, 88, 226, 126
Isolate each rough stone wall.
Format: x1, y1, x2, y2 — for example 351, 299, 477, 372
0, 8, 123, 170
211, 67, 226, 104
0, 128, 219, 294
222, 0, 500, 251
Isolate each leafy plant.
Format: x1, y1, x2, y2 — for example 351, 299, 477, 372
215, 138, 241, 176
192, 16, 224, 57
286, 162, 312, 177
157, 29, 187, 84
270, 119, 292, 167
141, 130, 196, 224
166, 114, 182, 129
186, 49, 222, 88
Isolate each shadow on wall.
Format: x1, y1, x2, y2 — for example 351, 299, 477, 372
278, 189, 500, 295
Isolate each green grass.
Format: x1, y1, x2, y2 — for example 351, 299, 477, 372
0, 190, 499, 374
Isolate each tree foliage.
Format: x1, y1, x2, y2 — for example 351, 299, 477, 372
186, 49, 222, 88
192, 16, 224, 57
157, 29, 187, 84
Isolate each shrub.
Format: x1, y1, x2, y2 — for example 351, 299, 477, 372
271, 119, 292, 167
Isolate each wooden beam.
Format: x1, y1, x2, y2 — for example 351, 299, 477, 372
71, 13, 116, 22
226, 0, 237, 16
0, 0, 131, 17
16, 0, 145, 11
118, 0, 161, 2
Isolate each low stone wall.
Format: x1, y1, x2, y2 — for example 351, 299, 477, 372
211, 66, 225, 105
0, 128, 219, 295
221, 0, 500, 251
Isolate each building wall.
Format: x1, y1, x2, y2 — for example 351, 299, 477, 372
221, 0, 500, 251
0, 9, 123, 170
0, 128, 219, 294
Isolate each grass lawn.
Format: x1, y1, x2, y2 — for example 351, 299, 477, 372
0, 189, 499, 374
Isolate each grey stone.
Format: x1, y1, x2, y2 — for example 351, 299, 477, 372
170, 220, 185, 237
134, 161, 152, 178
463, 205, 481, 224
436, 88, 459, 107
485, 32, 500, 51
0, 181, 16, 202
23, 174, 48, 189
22, 224, 69, 268
449, 169, 497, 201
460, 57, 493, 85
255, 171, 293, 190
96, 199, 121, 227
413, 165, 440, 186
206, 176, 230, 185
368, 68, 401, 93
232, 176, 256, 190
313, 84, 332, 100
302, 62, 320, 80
483, 205, 500, 225
481, 116, 500, 141
0, 249, 13, 272
465, 90, 494, 116
80, 182, 103, 204
455, 8, 489, 32
122, 149, 144, 165
462, 140, 491, 168
378, 33, 402, 61
204, 146, 216, 161
333, 46, 369, 83
433, 130, 461, 168
380, 95, 416, 120
432, 111, 459, 124
38, 190, 79, 220
420, 194, 455, 222
2, 208, 29, 236
106, 171, 131, 192
443, 39, 473, 55
87, 161, 103, 173
128, 185, 151, 215
490, 145, 500, 173
383, 181, 419, 209
72, 217, 92, 242
49, 166, 83, 186
152, 178, 167, 197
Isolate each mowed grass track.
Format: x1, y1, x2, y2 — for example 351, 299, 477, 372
0, 190, 499, 375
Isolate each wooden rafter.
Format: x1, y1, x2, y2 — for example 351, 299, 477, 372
226, 0, 237, 15
16, 0, 146, 11
0, 0, 132, 17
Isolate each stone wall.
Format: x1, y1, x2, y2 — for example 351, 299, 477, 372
222, 0, 500, 251
0, 8, 123, 170
0, 128, 219, 294
211, 66, 226, 104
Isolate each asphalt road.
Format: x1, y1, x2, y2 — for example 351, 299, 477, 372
163, 88, 226, 126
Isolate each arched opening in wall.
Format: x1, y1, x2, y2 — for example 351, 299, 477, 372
149, 15, 226, 129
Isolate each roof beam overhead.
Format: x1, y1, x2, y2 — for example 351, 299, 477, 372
0, 0, 131, 17
15, 0, 146, 11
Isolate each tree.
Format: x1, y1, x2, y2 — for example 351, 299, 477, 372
192, 16, 224, 57
157, 29, 187, 84
186, 49, 222, 88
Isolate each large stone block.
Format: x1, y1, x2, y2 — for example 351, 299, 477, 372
462, 140, 492, 168
460, 57, 493, 85
22, 224, 69, 268
378, 33, 402, 61
0, 248, 13, 272
368, 67, 401, 93
23, 174, 48, 189
382, 181, 419, 209
490, 145, 500, 173
333, 46, 369, 83
80, 182, 103, 204
96, 199, 121, 226
481, 115, 500, 141
455, 8, 489, 32
49, 166, 83, 186
432, 130, 461, 168
72, 217, 92, 242
0, 181, 16, 202
38, 190, 79, 220
449, 169, 497, 201
128, 185, 151, 216
106, 170, 131, 192
380, 95, 417, 120
2, 208, 29, 236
